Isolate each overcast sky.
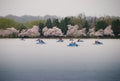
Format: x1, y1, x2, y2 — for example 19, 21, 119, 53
0, 0, 120, 17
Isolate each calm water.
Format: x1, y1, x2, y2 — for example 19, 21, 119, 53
0, 39, 120, 81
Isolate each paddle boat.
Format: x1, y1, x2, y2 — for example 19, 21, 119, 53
57, 40, 64, 42
94, 40, 103, 45
36, 41, 45, 44
68, 42, 79, 47
36, 39, 45, 44
57, 38, 64, 42
77, 39, 84, 42
20, 36, 25, 41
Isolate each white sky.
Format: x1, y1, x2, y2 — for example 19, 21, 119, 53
0, 0, 120, 17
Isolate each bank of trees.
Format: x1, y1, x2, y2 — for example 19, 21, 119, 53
0, 14, 120, 38
0, 18, 19, 29
112, 19, 120, 37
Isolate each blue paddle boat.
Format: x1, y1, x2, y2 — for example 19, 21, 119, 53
68, 43, 79, 47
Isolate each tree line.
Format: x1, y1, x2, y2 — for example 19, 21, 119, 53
0, 14, 120, 38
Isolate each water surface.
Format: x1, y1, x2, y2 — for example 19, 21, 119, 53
0, 39, 120, 81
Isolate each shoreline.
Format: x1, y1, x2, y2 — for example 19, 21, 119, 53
0, 38, 120, 39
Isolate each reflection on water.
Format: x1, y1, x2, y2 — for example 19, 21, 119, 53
0, 39, 120, 81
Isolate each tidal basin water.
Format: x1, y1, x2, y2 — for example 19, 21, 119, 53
0, 39, 120, 81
